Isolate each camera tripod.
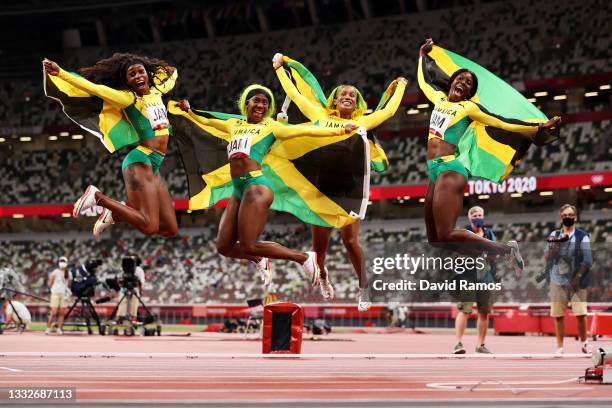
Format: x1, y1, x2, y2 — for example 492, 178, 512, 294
0, 287, 47, 334
105, 286, 161, 336
63, 294, 104, 335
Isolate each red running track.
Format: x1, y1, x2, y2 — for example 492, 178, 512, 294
0, 331, 610, 405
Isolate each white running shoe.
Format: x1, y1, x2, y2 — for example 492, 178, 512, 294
73, 185, 100, 217
302, 251, 320, 288
506, 240, 524, 273
319, 269, 335, 300
44, 328, 51, 335
93, 208, 114, 237
357, 288, 372, 312
56, 328, 63, 336
254, 257, 272, 288
555, 347, 564, 355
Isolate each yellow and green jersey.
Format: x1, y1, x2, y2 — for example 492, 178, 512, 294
185, 115, 346, 165
417, 56, 540, 146
55, 68, 177, 142
275, 66, 406, 132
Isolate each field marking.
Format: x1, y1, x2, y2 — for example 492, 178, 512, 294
0, 367, 22, 372
0, 352, 590, 359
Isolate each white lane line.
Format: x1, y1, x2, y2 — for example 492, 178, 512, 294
0, 352, 590, 359
46, 387, 596, 393
427, 377, 581, 390
0, 367, 22, 372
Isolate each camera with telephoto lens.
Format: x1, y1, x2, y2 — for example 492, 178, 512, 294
535, 233, 571, 283
70, 259, 102, 297
120, 256, 140, 290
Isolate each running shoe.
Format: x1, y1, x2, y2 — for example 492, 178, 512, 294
93, 208, 114, 237
255, 257, 272, 287
581, 342, 593, 354
506, 240, 524, 274
72, 185, 100, 217
56, 328, 63, 336
453, 341, 466, 354
475, 344, 492, 354
555, 347, 564, 355
44, 328, 51, 335
357, 288, 371, 312
319, 269, 335, 300
302, 251, 320, 288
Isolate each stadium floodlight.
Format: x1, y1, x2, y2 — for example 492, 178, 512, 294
416, 103, 429, 109
581, 185, 591, 190
539, 191, 554, 196
61, 213, 71, 217
534, 91, 548, 97
599, 84, 611, 90
59, 131, 69, 136
12, 214, 24, 219
604, 187, 612, 193
477, 195, 490, 199
72, 134, 84, 140
510, 193, 523, 198
406, 109, 419, 115
419, 198, 425, 203
528, 98, 536, 102
19, 136, 31, 142
49, 135, 58, 140
0, 137, 5, 143
585, 91, 598, 97
553, 95, 567, 100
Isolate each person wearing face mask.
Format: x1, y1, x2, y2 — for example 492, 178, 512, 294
453, 206, 497, 354
545, 204, 593, 355
46, 257, 71, 335
272, 53, 407, 311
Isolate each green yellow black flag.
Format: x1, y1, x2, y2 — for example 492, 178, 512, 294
168, 104, 369, 228
421, 46, 559, 182
282, 56, 391, 172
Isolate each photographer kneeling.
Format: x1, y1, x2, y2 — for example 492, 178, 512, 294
116, 256, 145, 323
545, 204, 593, 354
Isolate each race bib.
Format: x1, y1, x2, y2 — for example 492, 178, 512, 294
227, 136, 252, 159
429, 110, 451, 138
146, 105, 169, 131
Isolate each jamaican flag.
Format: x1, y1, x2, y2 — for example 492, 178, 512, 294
43, 69, 137, 153
422, 45, 559, 182
168, 104, 369, 228
282, 56, 390, 172
43, 65, 177, 153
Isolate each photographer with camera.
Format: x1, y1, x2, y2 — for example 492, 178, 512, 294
545, 204, 593, 354
46, 256, 71, 335
116, 256, 145, 323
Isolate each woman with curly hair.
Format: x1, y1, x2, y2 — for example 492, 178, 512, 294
44, 53, 178, 237
177, 85, 358, 287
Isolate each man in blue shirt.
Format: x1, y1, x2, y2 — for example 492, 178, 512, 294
545, 204, 593, 354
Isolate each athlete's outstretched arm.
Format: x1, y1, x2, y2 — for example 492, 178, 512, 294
272, 121, 358, 140
467, 102, 561, 133
175, 100, 234, 133
359, 78, 407, 129
44, 59, 133, 108
417, 39, 446, 104
273, 54, 325, 121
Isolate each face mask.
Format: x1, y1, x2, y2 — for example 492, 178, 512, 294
59, 261, 67, 269
562, 217, 575, 227
472, 218, 485, 228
